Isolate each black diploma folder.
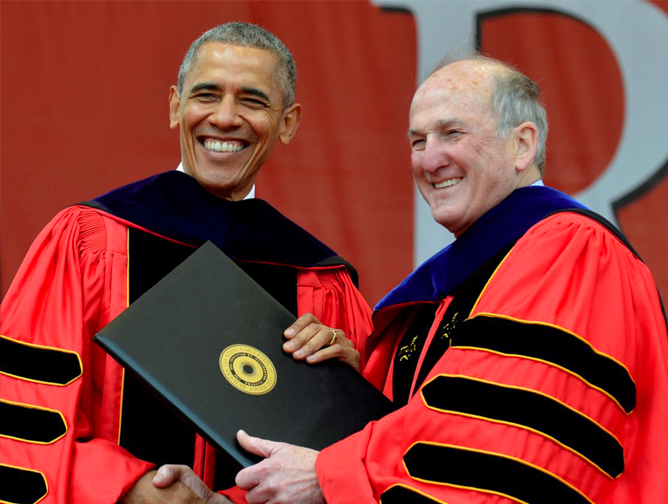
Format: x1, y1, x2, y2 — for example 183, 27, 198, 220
94, 241, 393, 469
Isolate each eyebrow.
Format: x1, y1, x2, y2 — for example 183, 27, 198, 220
188, 83, 271, 104
189, 82, 222, 95
241, 87, 271, 103
407, 117, 463, 136
436, 117, 460, 127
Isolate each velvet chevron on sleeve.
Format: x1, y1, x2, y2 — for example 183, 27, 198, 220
0, 206, 152, 504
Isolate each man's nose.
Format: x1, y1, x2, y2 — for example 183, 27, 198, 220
421, 138, 449, 173
210, 95, 243, 129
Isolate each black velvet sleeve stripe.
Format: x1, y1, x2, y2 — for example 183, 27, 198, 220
0, 400, 67, 444
0, 464, 48, 504
381, 484, 449, 504
451, 316, 636, 413
421, 375, 623, 478
404, 443, 593, 504
0, 335, 82, 386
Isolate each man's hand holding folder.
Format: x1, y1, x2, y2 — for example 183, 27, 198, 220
155, 429, 324, 504
283, 313, 362, 371
151, 313, 356, 504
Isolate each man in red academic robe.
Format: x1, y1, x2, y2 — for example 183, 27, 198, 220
0, 23, 370, 504
157, 54, 668, 504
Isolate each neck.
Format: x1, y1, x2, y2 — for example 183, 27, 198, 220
517, 165, 542, 188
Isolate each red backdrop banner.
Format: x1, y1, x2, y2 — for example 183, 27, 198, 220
2, 1, 667, 307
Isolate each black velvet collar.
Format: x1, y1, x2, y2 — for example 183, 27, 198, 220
88, 171, 338, 267
375, 185, 587, 310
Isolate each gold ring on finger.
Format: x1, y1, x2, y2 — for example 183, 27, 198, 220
328, 330, 337, 346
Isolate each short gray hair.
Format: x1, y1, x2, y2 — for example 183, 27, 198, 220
177, 22, 297, 109
431, 53, 548, 174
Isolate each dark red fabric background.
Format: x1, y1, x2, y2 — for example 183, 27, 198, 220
2, 1, 667, 306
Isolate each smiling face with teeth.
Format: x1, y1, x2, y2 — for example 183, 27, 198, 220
408, 60, 539, 238
169, 42, 302, 200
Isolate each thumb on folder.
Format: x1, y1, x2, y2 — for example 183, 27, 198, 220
235, 430, 324, 504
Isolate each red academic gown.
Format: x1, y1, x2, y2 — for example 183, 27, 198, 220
0, 188, 372, 503
316, 208, 668, 503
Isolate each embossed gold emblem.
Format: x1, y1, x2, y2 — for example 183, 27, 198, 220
219, 345, 277, 395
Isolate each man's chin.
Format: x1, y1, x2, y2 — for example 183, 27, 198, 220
430, 210, 460, 234
201, 180, 252, 201
188, 160, 257, 200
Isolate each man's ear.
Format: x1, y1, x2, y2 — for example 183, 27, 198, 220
169, 86, 181, 130
278, 103, 303, 145
514, 121, 539, 172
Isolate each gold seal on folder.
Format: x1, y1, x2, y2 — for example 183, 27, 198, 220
219, 344, 277, 395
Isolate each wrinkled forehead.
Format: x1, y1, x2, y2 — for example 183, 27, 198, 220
411, 61, 497, 116
186, 42, 281, 86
